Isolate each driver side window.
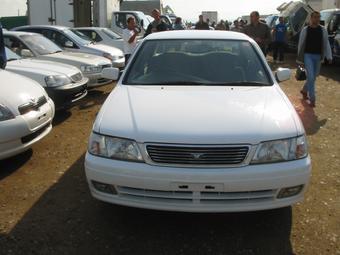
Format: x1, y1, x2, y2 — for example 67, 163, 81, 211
3, 36, 32, 57
46, 30, 77, 49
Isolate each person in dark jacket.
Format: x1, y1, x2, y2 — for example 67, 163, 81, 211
144, 9, 168, 37
243, 11, 271, 56
0, 22, 7, 69
195, 15, 209, 30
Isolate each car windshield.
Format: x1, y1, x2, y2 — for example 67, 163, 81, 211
20, 34, 62, 55
124, 39, 272, 86
5, 47, 21, 61
101, 28, 121, 39
64, 29, 92, 45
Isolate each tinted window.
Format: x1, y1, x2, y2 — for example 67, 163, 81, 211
291, 7, 308, 32
124, 39, 271, 86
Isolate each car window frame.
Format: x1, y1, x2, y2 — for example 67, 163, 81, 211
122, 38, 274, 86
3, 35, 36, 57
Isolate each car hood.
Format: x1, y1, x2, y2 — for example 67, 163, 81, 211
95, 85, 301, 145
45, 51, 112, 66
87, 43, 124, 56
0, 70, 46, 115
6, 58, 81, 76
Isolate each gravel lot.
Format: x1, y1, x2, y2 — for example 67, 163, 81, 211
0, 54, 339, 255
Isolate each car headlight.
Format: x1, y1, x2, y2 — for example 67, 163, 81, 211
251, 136, 308, 164
80, 65, 102, 74
45, 75, 71, 87
88, 133, 144, 162
0, 104, 15, 121
103, 53, 113, 61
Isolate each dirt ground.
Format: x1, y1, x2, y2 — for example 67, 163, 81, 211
0, 54, 339, 255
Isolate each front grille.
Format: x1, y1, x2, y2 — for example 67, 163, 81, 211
71, 72, 83, 82
97, 78, 110, 84
117, 186, 276, 204
21, 123, 50, 144
100, 64, 112, 69
146, 145, 249, 165
18, 96, 47, 115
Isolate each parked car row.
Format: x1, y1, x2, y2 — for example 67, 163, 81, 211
1, 24, 124, 160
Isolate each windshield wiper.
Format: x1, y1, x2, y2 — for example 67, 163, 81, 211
7, 58, 19, 62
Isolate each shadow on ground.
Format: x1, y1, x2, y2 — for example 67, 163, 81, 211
0, 149, 33, 180
295, 99, 327, 135
0, 154, 294, 255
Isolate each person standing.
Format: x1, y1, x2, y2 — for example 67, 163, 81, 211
243, 11, 271, 56
122, 17, 139, 64
215, 20, 226, 30
173, 17, 186, 30
144, 9, 168, 37
272, 17, 287, 63
231, 20, 242, 32
0, 22, 6, 69
195, 15, 209, 30
297, 11, 332, 107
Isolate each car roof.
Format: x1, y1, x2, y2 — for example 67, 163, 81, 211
321, 8, 340, 13
144, 30, 252, 41
14, 25, 69, 31
76, 27, 105, 30
3, 30, 41, 37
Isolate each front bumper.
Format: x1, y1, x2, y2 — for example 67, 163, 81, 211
86, 73, 112, 88
0, 99, 54, 160
85, 153, 311, 213
45, 78, 88, 109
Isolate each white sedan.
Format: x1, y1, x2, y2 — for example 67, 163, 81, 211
85, 31, 311, 213
5, 48, 88, 110
0, 70, 55, 160
75, 27, 124, 51
3, 31, 115, 88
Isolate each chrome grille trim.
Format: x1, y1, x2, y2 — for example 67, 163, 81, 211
116, 186, 277, 204
145, 144, 250, 167
71, 72, 83, 82
18, 96, 47, 115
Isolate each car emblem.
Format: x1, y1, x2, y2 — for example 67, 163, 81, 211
191, 153, 204, 159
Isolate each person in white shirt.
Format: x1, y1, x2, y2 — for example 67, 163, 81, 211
122, 17, 139, 64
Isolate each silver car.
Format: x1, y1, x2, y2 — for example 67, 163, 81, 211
13, 25, 125, 69
3, 31, 115, 87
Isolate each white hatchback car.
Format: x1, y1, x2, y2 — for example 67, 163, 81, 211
0, 69, 55, 160
85, 31, 311, 213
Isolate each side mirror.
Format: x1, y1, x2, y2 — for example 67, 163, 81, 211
275, 68, 291, 82
102, 67, 119, 80
21, 49, 34, 58
64, 40, 74, 48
